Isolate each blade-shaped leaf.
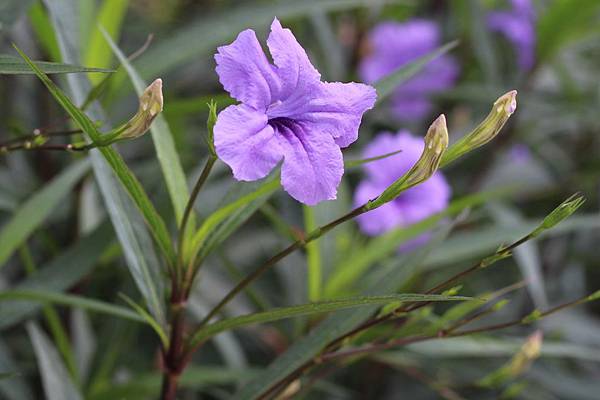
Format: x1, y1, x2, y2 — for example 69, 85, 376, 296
101, 28, 191, 226
14, 46, 175, 264
42, 0, 166, 325
189, 294, 473, 347
235, 213, 460, 399
187, 175, 280, 264
0, 159, 90, 268
27, 323, 83, 400
0, 290, 144, 323
0, 55, 112, 74
84, 0, 129, 84
135, 0, 407, 79
0, 222, 113, 330
325, 188, 508, 296
0, 339, 33, 400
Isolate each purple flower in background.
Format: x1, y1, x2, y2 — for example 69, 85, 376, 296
488, 0, 536, 71
354, 131, 451, 247
359, 19, 459, 122
214, 18, 376, 205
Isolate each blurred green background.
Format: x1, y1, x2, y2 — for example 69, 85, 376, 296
1, 0, 600, 399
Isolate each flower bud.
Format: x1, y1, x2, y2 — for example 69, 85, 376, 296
108, 79, 163, 142
206, 99, 218, 156
367, 114, 448, 210
531, 193, 585, 238
441, 90, 517, 167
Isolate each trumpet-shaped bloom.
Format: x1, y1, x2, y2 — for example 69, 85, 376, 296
359, 20, 459, 122
488, 0, 536, 71
354, 131, 451, 246
214, 18, 376, 205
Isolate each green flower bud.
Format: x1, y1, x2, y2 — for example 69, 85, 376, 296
367, 114, 448, 210
106, 78, 163, 143
531, 193, 585, 237
441, 90, 517, 166
206, 100, 218, 156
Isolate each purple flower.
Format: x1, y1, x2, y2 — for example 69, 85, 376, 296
354, 131, 451, 246
359, 20, 459, 122
488, 0, 536, 71
214, 18, 376, 205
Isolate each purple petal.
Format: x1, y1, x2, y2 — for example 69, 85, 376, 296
267, 18, 321, 100
354, 180, 403, 236
359, 20, 441, 83
361, 131, 421, 184
488, 12, 536, 70
354, 130, 452, 241
391, 96, 433, 121
214, 104, 283, 181
275, 121, 344, 205
215, 29, 281, 110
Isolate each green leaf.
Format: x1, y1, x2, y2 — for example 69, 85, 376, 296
344, 149, 402, 169
374, 40, 459, 103
0, 339, 33, 399
135, 0, 407, 78
101, 27, 191, 226
0, 223, 113, 330
118, 294, 168, 347
324, 188, 509, 296
0, 55, 113, 74
27, 323, 83, 400
0, 290, 145, 323
394, 336, 600, 362
14, 45, 175, 265
42, 0, 166, 327
188, 294, 473, 348
0, 0, 35, 28
0, 159, 90, 268
235, 214, 459, 399
84, 0, 129, 85
187, 175, 280, 265
537, 0, 600, 62
89, 366, 257, 400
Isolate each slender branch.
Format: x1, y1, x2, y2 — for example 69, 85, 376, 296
176, 155, 217, 278
318, 292, 595, 364
191, 205, 367, 331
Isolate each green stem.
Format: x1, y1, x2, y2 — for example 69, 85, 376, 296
193, 205, 367, 332
176, 156, 217, 279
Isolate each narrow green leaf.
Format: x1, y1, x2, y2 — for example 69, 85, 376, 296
0, 159, 90, 268
101, 27, 191, 226
28, 3, 61, 62
187, 175, 280, 264
325, 188, 510, 296
118, 294, 168, 348
14, 45, 175, 264
27, 323, 83, 400
374, 40, 459, 103
135, 0, 407, 78
0, 290, 144, 323
344, 149, 402, 169
0, 55, 112, 74
537, 0, 600, 61
42, 0, 166, 327
89, 366, 257, 400
0, 339, 33, 400
189, 294, 472, 348
235, 211, 459, 399
0, 223, 113, 330
84, 0, 129, 84
0, 0, 35, 28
